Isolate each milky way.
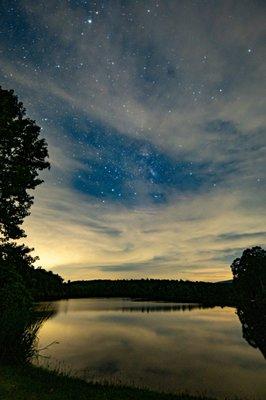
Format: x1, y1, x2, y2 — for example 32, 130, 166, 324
1, 0, 265, 281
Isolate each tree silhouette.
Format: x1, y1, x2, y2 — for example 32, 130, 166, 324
0, 87, 55, 364
0, 86, 50, 241
231, 246, 266, 302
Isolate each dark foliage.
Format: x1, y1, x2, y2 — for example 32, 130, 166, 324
29, 267, 65, 300
0, 87, 58, 365
0, 243, 62, 364
0, 242, 65, 301
0, 86, 50, 241
0, 254, 34, 364
66, 279, 236, 306
231, 246, 266, 302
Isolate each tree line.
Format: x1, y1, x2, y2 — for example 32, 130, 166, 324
66, 278, 236, 305
65, 245, 265, 305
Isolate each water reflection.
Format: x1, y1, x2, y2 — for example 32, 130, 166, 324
37, 299, 266, 399
237, 304, 266, 359
121, 303, 209, 312
34, 302, 59, 322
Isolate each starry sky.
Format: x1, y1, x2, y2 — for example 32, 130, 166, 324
1, 0, 265, 281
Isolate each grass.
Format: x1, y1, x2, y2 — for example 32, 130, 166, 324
0, 364, 218, 400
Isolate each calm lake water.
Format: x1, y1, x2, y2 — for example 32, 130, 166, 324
37, 298, 266, 399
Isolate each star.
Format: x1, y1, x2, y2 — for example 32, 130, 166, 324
1, 0, 264, 286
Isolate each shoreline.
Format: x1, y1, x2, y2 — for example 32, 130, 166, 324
0, 363, 239, 400
35, 295, 237, 308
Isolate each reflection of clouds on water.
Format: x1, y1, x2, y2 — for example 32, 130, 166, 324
37, 299, 266, 399
91, 360, 121, 375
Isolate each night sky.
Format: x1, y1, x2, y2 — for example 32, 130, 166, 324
1, 0, 265, 281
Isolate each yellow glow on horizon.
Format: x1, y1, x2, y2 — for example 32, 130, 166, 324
21, 184, 265, 282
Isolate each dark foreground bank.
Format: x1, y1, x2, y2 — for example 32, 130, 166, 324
0, 364, 220, 400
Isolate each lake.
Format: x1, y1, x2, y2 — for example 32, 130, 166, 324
37, 298, 266, 399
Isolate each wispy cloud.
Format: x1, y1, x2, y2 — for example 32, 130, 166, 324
1, 0, 265, 280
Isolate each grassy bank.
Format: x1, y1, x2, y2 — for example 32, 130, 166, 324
0, 364, 218, 400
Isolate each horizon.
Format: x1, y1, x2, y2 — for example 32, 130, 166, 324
63, 277, 234, 284
1, 0, 265, 281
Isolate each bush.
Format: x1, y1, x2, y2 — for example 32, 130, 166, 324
0, 263, 37, 364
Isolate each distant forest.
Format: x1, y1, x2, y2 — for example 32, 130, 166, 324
23, 272, 236, 305
14, 245, 265, 307
66, 279, 235, 306
4, 243, 264, 307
